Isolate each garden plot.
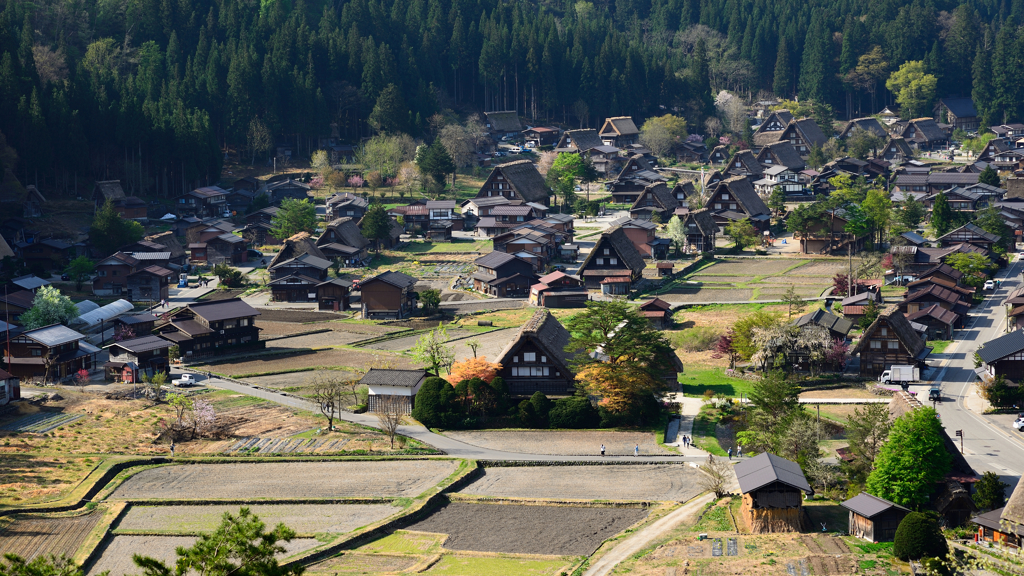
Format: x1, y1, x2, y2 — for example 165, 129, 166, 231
443, 430, 672, 456
692, 259, 805, 277
87, 535, 320, 576
306, 553, 421, 575
422, 555, 575, 575
406, 502, 647, 555
0, 512, 101, 560
109, 460, 459, 500
118, 503, 398, 534
0, 412, 83, 433
206, 348, 416, 378
361, 328, 475, 351
458, 464, 704, 502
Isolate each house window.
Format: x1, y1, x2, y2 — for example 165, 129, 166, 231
541, 355, 547, 363
880, 327, 888, 336
597, 258, 603, 265
730, 204, 737, 210
513, 356, 518, 363
715, 203, 722, 209
604, 249, 610, 255
31, 348, 42, 356
870, 341, 881, 349
524, 352, 536, 362
610, 258, 618, 265
722, 193, 729, 200
888, 341, 899, 349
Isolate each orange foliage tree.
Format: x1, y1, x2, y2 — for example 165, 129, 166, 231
446, 357, 502, 385
575, 362, 664, 413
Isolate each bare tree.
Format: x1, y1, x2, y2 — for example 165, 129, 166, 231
699, 455, 731, 498
373, 395, 406, 449
465, 339, 480, 358
309, 371, 347, 431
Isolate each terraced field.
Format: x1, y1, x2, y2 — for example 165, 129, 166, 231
0, 412, 83, 433
88, 535, 321, 576
118, 503, 399, 534
0, 512, 100, 560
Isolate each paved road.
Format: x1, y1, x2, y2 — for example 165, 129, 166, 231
189, 370, 706, 462
911, 255, 1024, 490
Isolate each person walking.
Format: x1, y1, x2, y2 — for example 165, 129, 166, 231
634, 444, 639, 457
600, 444, 606, 457
727, 446, 733, 459
170, 441, 176, 457
736, 445, 742, 458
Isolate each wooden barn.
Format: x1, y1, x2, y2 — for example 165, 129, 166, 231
841, 493, 910, 542
735, 452, 814, 533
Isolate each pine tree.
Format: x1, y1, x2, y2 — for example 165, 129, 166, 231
773, 36, 791, 97
978, 164, 1000, 187
799, 17, 830, 103
972, 42, 994, 129
930, 191, 954, 237
368, 83, 408, 134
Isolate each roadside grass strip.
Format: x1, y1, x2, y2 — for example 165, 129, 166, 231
1, 412, 83, 433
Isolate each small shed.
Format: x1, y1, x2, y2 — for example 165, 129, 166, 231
735, 452, 814, 533
639, 298, 672, 329
600, 276, 631, 296
972, 507, 1023, 548
656, 262, 673, 277
317, 278, 352, 311
0, 368, 19, 406
359, 369, 428, 414
841, 493, 910, 542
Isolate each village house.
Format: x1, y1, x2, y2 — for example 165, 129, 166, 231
838, 117, 889, 140
359, 214, 404, 250
735, 452, 814, 533
358, 270, 418, 320
898, 118, 949, 150
93, 252, 139, 296
315, 278, 352, 311
971, 478, 1024, 549
706, 176, 772, 233
977, 329, 1024, 381
607, 217, 664, 258
776, 119, 830, 158
361, 369, 428, 414
681, 208, 718, 253
0, 290, 34, 322
17, 239, 73, 272
126, 265, 172, 303
471, 252, 536, 298
879, 137, 915, 163
7, 324, 99, 382
628, 183, 680, 223
475, 160, 551, 206
103, 335, 173, 383
159, 298, 262, 359
725, 150, 764, 178
555, 129, 604, 154
937, 222, 1001, 251
851, 306, 931, 377
608, 155, 667, 204
492, 228, 558, 270
325, 192, 368, 221
639, 298, 672, 329
893, 172, 980, 196
495, 310, 578, 397
529, 271, 588, 308
755, 141, 806, 172
225, 188, 255, 215
113, 313, 158, 336
598, 116, 640, 147
523, 126, 560, 147
708, 145, 730, 164
315, 217, 370, 265
792, 309, 854, 341
576, 226, 646, 288
263, 178, 311, 204
752, 110, 795, 147
194, 233, 248, 265
176, 187, 229, 218
906, 304, 958, 340
483, 111, 522, 140
920, 187, 985, 216
796, 208, 867, 255
754, 165, 803, 197
842, 493, 910, 543
990, 123, 1024, 142
934, 98, 979, 131
0, 368, 18, 406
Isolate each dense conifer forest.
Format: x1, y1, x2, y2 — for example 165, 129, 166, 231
1, 0, 1023, 194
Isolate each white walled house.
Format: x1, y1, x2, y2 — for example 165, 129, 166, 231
359, 369, 428, 414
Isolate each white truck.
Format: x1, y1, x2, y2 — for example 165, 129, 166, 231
878, 365, 920, 389
172, 374, 199, 387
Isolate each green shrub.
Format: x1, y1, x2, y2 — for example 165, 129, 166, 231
517, 391, 552, 428
893, 512, 947, 561
549, 396, 600, 429
672, 326, 722, 352
412, 377, 463, 428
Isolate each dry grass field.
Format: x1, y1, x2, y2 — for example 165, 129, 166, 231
458, 464, 705, 501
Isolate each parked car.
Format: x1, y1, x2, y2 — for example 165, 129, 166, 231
928, 387, 941, 402
984, 280, 995, 290
1014, 416, 1024, 431
247, 249, 263, 259
60, 273, 70, 281
172, 374, 198, 387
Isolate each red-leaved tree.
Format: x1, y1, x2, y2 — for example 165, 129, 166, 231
712, 330, 741, 369
826, 338, 850, 370
447, 357, 502, 385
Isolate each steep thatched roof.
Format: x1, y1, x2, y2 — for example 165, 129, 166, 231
484, 111, 522, 132
839, 117, 888, 139
758, 141, 806, 171
721, 176, 770, 217
268, 232, 328, 269
561, 129, 604, 152
144, 231, 187, 260
318, 217, 369, 250
684, 207, 718, 235
851, 305, 928, 359
496, 309, 578, 377
496, 160, 550, 203
1003, 477, 1024, 527
578, 226, 646, 275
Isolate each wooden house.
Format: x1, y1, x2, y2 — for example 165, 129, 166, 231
851, 306, 931, 377
755, 141, 806, 172
529, 271, 587, 308
608, 155, 667, 204
972, 506, 1024, 549
905, 304, 959, 340
523, 126, 560, 147
126, 265, 172, 303
920, 187, 984, 215
263, 178, 311, 204
475, 205, 542, 237
937, 222, 1001, 251
158, 298, 262, 359
316, 217, 370, 265
103, 335, 173, 383
483, 111, 522, 140
495, 310, 578, 396
176, 186, 229, 218
360, 369, 427, 414
989, 123, 1024, 141
325, 193, 368, 221
93, 252, 139, 296
879, 137, 915, 163
752, 110, 795, 147
358, 271, 418, 319
639, 298, 672, 329
471, 252, 536, 298
838, 118, 889, 140
629, 183, 680, 222
555, 129, 604, 154
205, 233, 248, 265
576, 226, 646, 288
917, 263, 965, 285
754, 165, 803, 196
977, 329, 1024, 381
841, 493, 910, 542
17, 238, 73, 271
776, 119, 830, 158
725, 150, 764, 178
0, 290, 34, 322
225, 189, 255, 215
898, 118, 949, 150
934, 98, 979, 131
708, 145, 730, 164
7, 324, 97, 382
474, 160, 551, 206
706, 176, 771, 232
316, 278, 351, 311
113, 313, 158, 336
608, 217, 659, 258
681, 208, 717, 253
599, 116, 640, 147
735, 452, 814, 533
792, 309, 853, 341
0, 368, 19, 406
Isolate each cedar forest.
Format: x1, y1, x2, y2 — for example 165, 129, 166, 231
2, 0, 1024, 196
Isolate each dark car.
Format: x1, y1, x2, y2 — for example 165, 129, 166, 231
928, 387, 942, 402
60, 273, 70, 281
247, 249, 263, 259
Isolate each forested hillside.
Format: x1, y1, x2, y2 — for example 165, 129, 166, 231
1, 0, 1023, 196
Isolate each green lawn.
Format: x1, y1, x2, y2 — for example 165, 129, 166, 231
400, 239, 492, 253
679, 367, 758, 399
691, 412, 727, 457
929, 340, 953, 354
424, 554, 574, 576
355, 531, 445, 555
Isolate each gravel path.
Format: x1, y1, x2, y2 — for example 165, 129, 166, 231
442, 430, 673, 456
118, 503, 399, 534
407, 503, 647, 556
458, 464, 705, 501
109, 461, 459, 500
88, 535, 320, 576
